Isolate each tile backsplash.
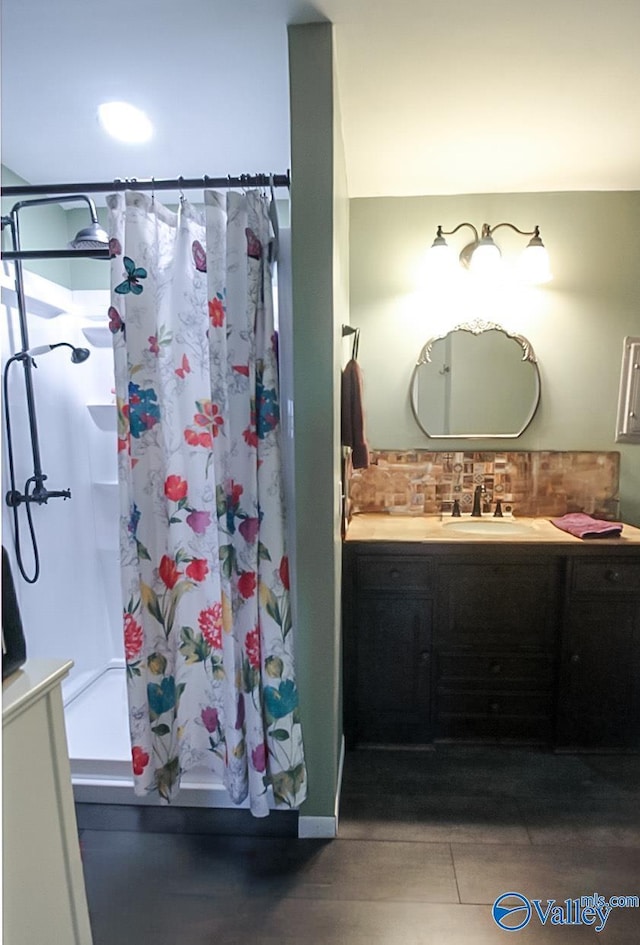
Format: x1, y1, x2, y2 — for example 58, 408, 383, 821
348, 450, 620, 520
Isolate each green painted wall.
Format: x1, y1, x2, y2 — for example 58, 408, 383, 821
350, 191, 640, 525
289, 22, 347, 818
332, 34, 350, 769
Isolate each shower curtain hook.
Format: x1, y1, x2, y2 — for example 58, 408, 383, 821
151, 177, 155, 206
178, 176, 185, 205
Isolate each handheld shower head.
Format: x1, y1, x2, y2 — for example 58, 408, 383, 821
21, 343, 91, 364
70, 346, 91, 363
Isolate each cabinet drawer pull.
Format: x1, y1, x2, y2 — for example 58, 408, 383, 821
420, 650, 430, 664
570, 653, 581, 664
489, 701, 500, 713
605, 569, 621, 584
356, 556, 433, 591
490, 661, 502, 674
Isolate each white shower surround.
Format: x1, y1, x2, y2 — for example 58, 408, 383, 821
1, 269, 119, 692
1, 259, 329, 828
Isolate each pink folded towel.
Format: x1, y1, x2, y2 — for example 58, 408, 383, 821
551, 513, 623, 539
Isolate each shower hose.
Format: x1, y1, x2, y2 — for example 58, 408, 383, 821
3, 356, 41, 583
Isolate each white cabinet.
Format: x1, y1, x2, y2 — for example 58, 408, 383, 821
3, 660, 93, 945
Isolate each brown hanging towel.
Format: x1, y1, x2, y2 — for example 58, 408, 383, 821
341, 358, 370, 469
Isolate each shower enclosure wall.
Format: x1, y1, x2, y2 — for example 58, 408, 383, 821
1, 239, 294, 811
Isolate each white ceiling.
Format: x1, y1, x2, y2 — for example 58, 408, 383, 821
2, 0, 639, 198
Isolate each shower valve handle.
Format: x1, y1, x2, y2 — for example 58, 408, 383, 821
6, 486, 72, 507
43, 488, 72, 502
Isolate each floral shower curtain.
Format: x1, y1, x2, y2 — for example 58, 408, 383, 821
107, 190, 305, 816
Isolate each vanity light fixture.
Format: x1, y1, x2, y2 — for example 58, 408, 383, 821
427, 222, 552, 284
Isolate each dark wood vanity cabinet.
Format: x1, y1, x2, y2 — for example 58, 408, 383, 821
556, 557, 640, 750
344, 542, 640, 751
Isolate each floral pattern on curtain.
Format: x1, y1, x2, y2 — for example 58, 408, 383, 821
107, 190, 305, 816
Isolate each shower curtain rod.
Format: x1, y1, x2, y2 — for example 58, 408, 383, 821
1, 171, 291, 199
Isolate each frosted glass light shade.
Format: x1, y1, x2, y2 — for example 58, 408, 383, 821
425, 241, 457, 275
98, 101, 153, 143
469, 240, 502, 277
518, 244, 553, 284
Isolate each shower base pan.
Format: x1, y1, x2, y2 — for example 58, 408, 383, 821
64, 665, 250, 809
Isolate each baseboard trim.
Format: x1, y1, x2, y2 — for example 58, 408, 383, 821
335, 733, 345, 828
75, 802, 298, 837
297, 815, 337, 839
298, 734, 345, 839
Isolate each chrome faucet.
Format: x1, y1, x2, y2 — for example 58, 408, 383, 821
471, 483, 485, 517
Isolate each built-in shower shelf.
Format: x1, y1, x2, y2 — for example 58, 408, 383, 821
82, 326, 112, 348
87, 403, 116, 431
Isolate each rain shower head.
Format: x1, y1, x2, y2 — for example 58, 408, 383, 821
3, 193, 111, 261
69, 220, 110, 251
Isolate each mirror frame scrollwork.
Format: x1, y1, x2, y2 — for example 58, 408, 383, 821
410, 318, 541, 439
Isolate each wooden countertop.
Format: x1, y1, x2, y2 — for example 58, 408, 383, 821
345, 513, 640, 546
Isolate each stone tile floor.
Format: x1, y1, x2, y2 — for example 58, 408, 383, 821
79, 747, 640, 943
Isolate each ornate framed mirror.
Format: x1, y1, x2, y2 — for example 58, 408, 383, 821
410, 319, 541, 439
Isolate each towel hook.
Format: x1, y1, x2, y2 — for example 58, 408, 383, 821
341, 325, 360, 360
352, 327, 360, 360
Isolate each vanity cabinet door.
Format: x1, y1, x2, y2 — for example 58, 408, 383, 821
355, 594, 432, 744
343, 551, 434, 746
556, 558, 640, 749
435, 559, 560, 743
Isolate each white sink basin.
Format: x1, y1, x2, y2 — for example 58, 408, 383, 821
442, 517, 534, 536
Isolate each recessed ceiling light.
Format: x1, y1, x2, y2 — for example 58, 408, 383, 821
98, 101, 153, 144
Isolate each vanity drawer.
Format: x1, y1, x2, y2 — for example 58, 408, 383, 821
437, 651, 553, 690
436, 689, 553, 741
356, 555, 433, 592
569, 559, 640, 596
437, 690, 553, 719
